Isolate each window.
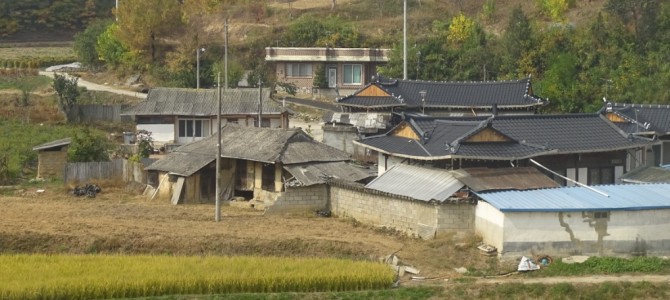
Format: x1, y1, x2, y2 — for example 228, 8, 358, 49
178, 119, 209, 137
343, 64, 362, 84
286, 63, 312, 77
588, 167, 614, 185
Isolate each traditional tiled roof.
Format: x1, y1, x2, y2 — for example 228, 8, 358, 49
489, 114, 650, 154
604, 103, 670, 135
356, 119, 553, 160
336, 77, 546, 109
122, 87, 285, 116
355, 113, 652, 161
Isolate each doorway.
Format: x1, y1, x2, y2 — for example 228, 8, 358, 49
328, 67, 337, 88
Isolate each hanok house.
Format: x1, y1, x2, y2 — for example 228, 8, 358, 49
326, 76, 547, 161
475, 183, 670, 258
144, 124, 371, 208
32, 137, 71, 180
121, 87, 290, 147
335, 75, 547, 116
355, 113, 654, 184
601, 102, 670, 166
265, 47, 390, 95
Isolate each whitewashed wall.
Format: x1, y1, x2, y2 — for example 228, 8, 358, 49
476, 203, 670, 258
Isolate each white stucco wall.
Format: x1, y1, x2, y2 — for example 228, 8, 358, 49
474, 201, 505, 251
476, 205, 670, 258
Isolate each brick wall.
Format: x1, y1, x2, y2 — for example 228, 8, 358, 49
265, 184, 328, 215
328, 180, 475, 239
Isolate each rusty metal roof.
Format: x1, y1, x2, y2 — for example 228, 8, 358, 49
451, 167, 559, 192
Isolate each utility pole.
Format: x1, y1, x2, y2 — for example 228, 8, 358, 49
115, 0, 119, 21
215, 73, 222, 222
215, 18, 228, 222
403, 0, 407, 80
225, 18, 228, 90
258, 78, 263, 128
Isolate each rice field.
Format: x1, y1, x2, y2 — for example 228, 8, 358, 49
0, 254, 395, 299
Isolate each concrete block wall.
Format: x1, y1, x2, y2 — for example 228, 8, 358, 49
329, 181, 476, 239
265, 184, 328, 215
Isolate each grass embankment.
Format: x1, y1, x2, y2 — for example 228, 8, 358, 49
0, 254, 395, 299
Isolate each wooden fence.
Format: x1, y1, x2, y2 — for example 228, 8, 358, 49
76, 104, 131, 123
64, 159, 149, 184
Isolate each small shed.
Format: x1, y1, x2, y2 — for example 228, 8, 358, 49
475, 184, 670, 258
32, 138, 71, 179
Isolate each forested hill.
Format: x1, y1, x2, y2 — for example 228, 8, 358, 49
4, 0, 670, 112
0, 0, 113, 42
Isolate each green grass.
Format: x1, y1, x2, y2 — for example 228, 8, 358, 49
525, 256, 670, 277
0, 254, 395, 299
0, 119, 87, 180
0, 47, 74, 60
0, 74, 51, 91
136, 287, 442, 300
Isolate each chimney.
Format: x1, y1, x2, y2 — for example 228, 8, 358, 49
491, 104, 498, 116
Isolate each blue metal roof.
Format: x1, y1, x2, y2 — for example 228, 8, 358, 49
476, 184, 670, 212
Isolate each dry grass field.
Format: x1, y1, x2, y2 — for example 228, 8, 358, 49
0, 46, 74, 60
0, 181, 502, 281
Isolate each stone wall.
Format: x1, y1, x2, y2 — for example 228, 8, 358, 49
328, 180, 475, 239
265, 184, 328, 215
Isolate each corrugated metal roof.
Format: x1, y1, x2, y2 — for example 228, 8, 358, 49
452, 167, 559, 192
121, 87, 285, 116
32, 138, 72, 151
621, 165, 670, 183
476, 183, 670, 212
365, 164, 464, 202
284, 162, 373, 186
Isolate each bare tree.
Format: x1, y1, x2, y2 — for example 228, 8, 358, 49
331, 0, 336, 10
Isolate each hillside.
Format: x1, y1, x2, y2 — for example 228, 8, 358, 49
195, 0, 607, 48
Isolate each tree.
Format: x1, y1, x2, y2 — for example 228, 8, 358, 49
282, 16, 361, 48
115, 0, 182, 63
52, 74, 80, 123
67, 127, 110, 162
96, 24, 125, 68
74, 19, 112, 69
500, 6, 533, 77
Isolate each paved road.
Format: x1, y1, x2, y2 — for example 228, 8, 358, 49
39, 71, 147, 99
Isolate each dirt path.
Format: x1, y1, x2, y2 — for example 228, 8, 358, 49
38, 71, 147, 99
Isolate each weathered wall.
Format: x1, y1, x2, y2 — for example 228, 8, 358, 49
328, 181, 475, 239
265, 184, 328, 215
477, 205, 670, 258
37, 148, 68, 179
322, 125, 357, 155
